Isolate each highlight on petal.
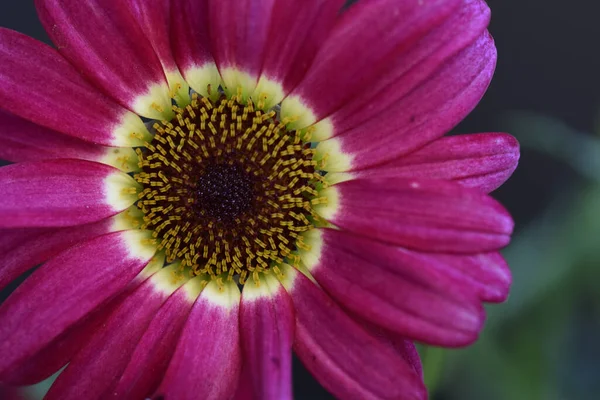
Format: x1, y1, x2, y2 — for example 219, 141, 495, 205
112, 276, 206, 400
0, 28, 151, 147
311, 33, 498, 170
240, 273, 294, 400
321, 177, 513, 253
278, 265, 426, 400
0, 110, 139, 172
171, 0, 221, 99
45, 264, 188, 400
299, 229, 487, 347
0, 230, 157, 377
155, 279, 242, 400
0, 160, 139, 228
128, 0, 190, 105
345, 133, 520, 193
35, 0, 173, 120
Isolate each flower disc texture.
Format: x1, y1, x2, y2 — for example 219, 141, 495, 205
0, 0, 519, 399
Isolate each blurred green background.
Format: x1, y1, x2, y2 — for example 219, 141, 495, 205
2, 0, 600, 399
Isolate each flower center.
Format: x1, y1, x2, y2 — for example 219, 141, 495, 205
134, 94, 327, 284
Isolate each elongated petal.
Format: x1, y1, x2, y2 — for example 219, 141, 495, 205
312, 33, 497, 171
1, 253, 164, 386
0, 111, 139, 172
0, 159, 139, 228
171, 0, 221, 99
128, 0, 190, 105
252, 0, 345, 108
46, 266, 187, 400
0, 230, 157, 375
0, 219, 113, 291
1, 289, 128, 385
240, 274, 294, 400
0, 28, 150, 147
320, 177, 513, 253
35, 0, 172, 119
208, 0, 277, 98
300, 229, 485, 346
321, 0, 491, 137
155, 280, 241, 400
279, 266, 426, 400
350, 133, 520, 193
111, 277, 205, 400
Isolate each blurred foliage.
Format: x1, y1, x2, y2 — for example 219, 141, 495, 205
423, 111, 600, 400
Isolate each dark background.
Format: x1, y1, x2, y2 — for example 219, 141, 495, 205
2, 1, 600, 399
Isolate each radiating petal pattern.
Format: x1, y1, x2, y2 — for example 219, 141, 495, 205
280, 266, 426, 400
45, 266, 187, 400
111, 277, 205, 400
301, 229, 486, 346
0, 28, 150, 147
0, 230, 157, 376
155, 280, 242, 400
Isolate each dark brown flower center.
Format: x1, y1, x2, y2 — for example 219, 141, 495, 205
134, 95, 325, 284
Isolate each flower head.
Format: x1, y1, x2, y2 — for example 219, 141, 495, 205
0, 0, 519, 399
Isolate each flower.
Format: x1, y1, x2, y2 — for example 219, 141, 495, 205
0, 0, 519, 399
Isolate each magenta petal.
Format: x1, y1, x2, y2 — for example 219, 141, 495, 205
0, 28, 146, 146
258, 0, 345, 92
287, 0, 464, 121
0, 159, 137, 228
155, 281, 242, 400
0, 218, 115, 291
328, 177, 513, 253
35, 0, 171, 119
328, 0, 492, 134
111, 280, 199, 400
412, 251, 512, 303
240, 277, 294, 400
208, 0, 276, 83
308, 229, 485, 347
319, 33, 497, 170
0, 289, 131, 386
286, 268, 426, 400
354, 133, 520, 193
45, 273, 173, 400
0, 230, 156, 376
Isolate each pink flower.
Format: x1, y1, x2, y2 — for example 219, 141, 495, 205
0, 0, 519, 399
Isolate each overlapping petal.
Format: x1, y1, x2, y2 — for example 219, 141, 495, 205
320, 178, 513, 253
155, 280, 242, 400
0, 111, 139, 172
281, 266, 426, 400
35, 0, 172, 119
346, 133, 520, 193
0, 219, 113, 291
111, 277, 204, 400
312, 33, 498, 171
0, 28, 149, 147
0, 230, 157, 376
45, 266, 186, 400
301, 229, 486, 346
128, 0, 190, 105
